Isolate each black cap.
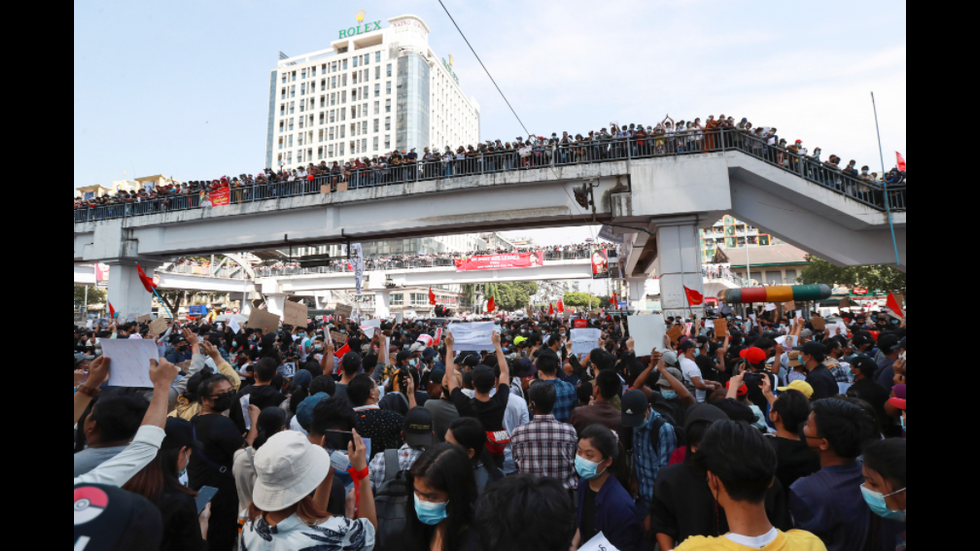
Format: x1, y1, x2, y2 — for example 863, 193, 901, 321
403, 408, 434, 447
163, 418, 204, 451
850, 355, 878, 376
877, 334, 901, 354
682, 403, 730, 433
622, 390, 649, 428
74, 484, 164, 551
514, 358, 537, 378
429, 369, 446, 385
678, 340, 698, 352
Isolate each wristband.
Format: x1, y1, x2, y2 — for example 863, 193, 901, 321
348, 466, 370, 516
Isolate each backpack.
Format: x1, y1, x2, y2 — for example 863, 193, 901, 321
374, 449, 422, 551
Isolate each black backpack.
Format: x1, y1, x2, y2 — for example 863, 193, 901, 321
374, 449, 423, 551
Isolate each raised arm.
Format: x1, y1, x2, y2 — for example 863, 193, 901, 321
657, 357, 696, 406
74, 356, 110, 425
493, 331, 509, 387
446, 333, 458, 395
632, 349, 662, 390
320, 342, 336, 376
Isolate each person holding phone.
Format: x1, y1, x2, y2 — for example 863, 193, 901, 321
121, 417, 210, 551
242, 429, 377, 550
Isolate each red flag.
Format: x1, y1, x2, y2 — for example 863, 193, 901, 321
549, 304, 555, 316
896, 152, 906, 172
334, 343, 351, 360
557, 299, 565, 314
136, 264, 156, 294
429, 288, 436, 306
886, 292, 905, 319
108, 302, 116, 319
611, 291, 619, 309
684, 286, 704, 306
487, 296, 495, 314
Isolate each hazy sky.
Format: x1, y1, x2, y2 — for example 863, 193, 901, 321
75, 0, 906, 189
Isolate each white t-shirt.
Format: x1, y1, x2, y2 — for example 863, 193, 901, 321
679, 357, 706, 403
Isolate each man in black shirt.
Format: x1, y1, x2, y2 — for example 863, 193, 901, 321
446, 331, 511, 434
229, 357, 285, 433
846, 355, 892, 432
797, 342, 837, 401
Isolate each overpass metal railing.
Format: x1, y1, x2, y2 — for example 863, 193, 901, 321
74, 129, 904, 223
162, 263, 250, 280
252, 249, 609, 278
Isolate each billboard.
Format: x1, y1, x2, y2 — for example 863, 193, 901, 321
455, 252, 544, 272
591, 249, 610, 280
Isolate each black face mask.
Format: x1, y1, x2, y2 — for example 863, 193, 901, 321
210, 392, 235, 413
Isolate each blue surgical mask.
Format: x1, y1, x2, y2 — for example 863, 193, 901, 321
414, 495, 449, 526
662, 390, 678, 400
409, 359, 418, 368
575, 455, 608, 480
694, 349, 701, 357
860, 485, 906, 523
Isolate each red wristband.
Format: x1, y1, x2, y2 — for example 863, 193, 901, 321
347, 466, 369, 483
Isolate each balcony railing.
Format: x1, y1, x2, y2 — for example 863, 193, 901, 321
74, 128, 905, 223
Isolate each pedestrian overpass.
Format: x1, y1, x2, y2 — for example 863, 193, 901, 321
73, 129, 906, 318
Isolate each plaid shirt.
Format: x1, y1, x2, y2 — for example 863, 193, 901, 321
510, 414, 579, 490
368, 444, 425, 494
545, 379, 578, 424
634, 410, 678, 507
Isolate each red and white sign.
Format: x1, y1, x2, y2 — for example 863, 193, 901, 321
210, 186, 231, 207
591, 249, 609, 279
454, 252, 544, 272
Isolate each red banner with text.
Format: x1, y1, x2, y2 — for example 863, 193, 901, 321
210, 186, 231, 207
454, 252, 544, 272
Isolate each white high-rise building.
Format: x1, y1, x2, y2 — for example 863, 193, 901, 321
266, 13, 481, 171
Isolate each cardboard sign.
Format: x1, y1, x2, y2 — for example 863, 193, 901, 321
248, 310, 281, 335
811, 317, 826, 331
838, 297, 851, 309
336, 181, 349, 192
629, 315, 667, 356
137, 314, 152, 325
101, 339, 160, 388
783, 300, 797, 312
335, 304, 353, 319
713, 318, 729, 337
148, 316, 170, 337
283, 300, 308, 328
320, 184, 332, 194
330, 331, 348, 345
666, 325, 685, 344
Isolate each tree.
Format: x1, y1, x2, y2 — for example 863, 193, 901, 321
477, 282, 536, 312
797, 256, 906, 292
563, 292, 602, 310
74, 285, 105, 307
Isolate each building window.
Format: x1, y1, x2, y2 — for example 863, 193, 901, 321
386, 82, 392, 95
291, 85, 296, 98
288, 118, 294, 131
387, 64, 392, 78
342, 59, 348, 70
385, 135, 390, 149
330, 109, 336, 123
363, 54, 370, 65
373, 119, 379, 133
278, 137, 283, 150
330, 93, 336, 106
341, 91, 347, 104
374, 101, 380, 115
282, 73, 287, 84
353, 56, 358, 68
301, 69, 306, 79
373, 137, 379, 151
385, 116, 391, 131
391, 293, 404, 306
352, 72, 358, 85
288, 135, 293, 147
329, 127, 334, 140
342, 74, 347, 87
362, 138, 367, 152
411, 293, 429, 306
318, 130, 324, 142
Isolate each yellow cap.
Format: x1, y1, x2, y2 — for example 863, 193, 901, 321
777, 380, 814, 399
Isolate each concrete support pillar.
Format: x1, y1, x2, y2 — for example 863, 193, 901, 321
240, 299, 253, 317
655, 220, 705, 319
375, 290, 391, 319
107, 262, 158, 321
266, 294, 287, 318
627, 278, 648, 313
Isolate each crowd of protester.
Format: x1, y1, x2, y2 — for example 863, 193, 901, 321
74, 115, 906, 216
74, 300, 906, 551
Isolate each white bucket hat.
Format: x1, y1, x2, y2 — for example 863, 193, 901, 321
251, 431, 330, 512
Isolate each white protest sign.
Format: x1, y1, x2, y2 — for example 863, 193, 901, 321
227, 318, 241, 334
765, 303, 777, 312
570, 328, 602, 356
101, 339, 160, 388
360, 319, 382, 339
579, 532, 620, 551
629, 315, 667, 355
447, 322, 497, 352
240, 394, 251, 431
